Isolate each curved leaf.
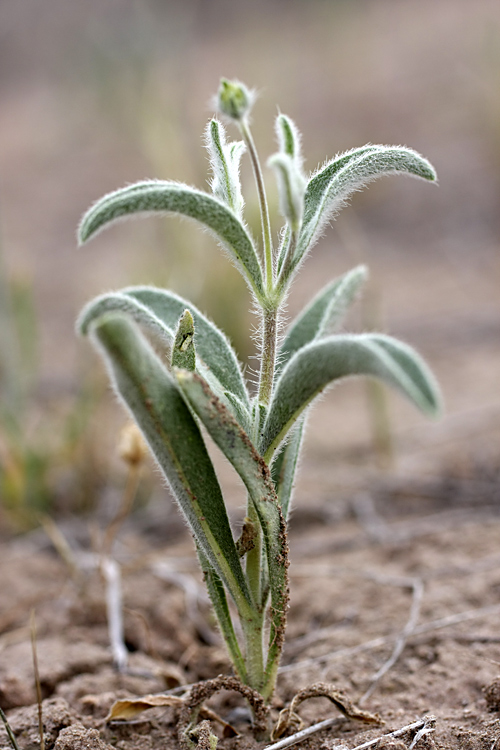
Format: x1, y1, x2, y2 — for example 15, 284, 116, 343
261, 333, 442, 459
175, 369, 289, 693
77, 286, 251, 416
205, 119, 246, 218
89, 314, 252, 611
268, 153, 305, 233
278, 265, 368, 371
290, 145, 437, 276
78, 180, 264, 298
275, 114, 304, 167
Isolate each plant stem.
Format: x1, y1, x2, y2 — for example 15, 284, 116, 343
245, 500, 262, 605
239, 118, 274, 294
258, 305, 278, 406
241, 608, 265, 691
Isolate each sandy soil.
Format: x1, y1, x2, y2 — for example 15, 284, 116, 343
1, 415, 500, 750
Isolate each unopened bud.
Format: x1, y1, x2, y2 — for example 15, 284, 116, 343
216, 78, 254, 121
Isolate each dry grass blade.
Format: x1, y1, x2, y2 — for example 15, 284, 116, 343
102, 423, 145, 555
348, 716, 436, 750
0, 706, 21, 750
265, 718, 346, 750
30, 611, 45, 750
39, 515, 80, 580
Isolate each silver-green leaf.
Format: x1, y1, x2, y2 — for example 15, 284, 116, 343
289, 145, 437, 278
270, 420, 304, 520
261, 333, 442, 459
278, 265, 368, 371
77, 286, 251, 418
206, 119, 246, 218
78, 180, 264, 298
275, 113, 304, 167
175, 369, 289, 687
89, 315, 252, 609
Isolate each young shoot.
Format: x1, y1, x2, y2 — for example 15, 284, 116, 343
77, 78, 441, 709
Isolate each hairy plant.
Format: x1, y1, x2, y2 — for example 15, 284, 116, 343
77, 78, 440, 704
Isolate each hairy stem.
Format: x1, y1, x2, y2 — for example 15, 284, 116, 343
258, 306, 278, 406
245, 499, 262, 605
239, 118, 274, 293
241, 609, 265, 692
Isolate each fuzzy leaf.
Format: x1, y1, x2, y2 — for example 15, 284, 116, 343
270, 114, 306, 239
275, 114, 303, 166
279, 265, 368, 370
77, 286, 251, 417
261, 333, 441, 458
206, 119, 246, 218
89, 315, 252, 609
175, 369, 289, 686
172, 309, 196, 371
289, 145, 437, 277
78, 181, 264, 298
268, 153, 305, 233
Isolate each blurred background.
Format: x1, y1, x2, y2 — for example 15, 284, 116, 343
0, 0, 499, 531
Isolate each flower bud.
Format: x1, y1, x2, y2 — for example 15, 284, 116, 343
216, 78, 254, 121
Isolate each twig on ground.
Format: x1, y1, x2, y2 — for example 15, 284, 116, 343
279, 603, 500, 675
262, 716, 436, 750
262, 717, 346, 750
407, 718, 436, 750
350, 716, 436, 750
360, 576, 424, 702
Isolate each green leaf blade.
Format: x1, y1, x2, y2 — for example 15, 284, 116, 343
175, 369, 289, 694
270, 420, 305, 520
88, 315, 252, 609
278, 265, 368, 371
78, 181, 264, 298
77, 286, 251, 421
262, 333, 442, 459
291, 145, 437, 276
206, 119, 246, 218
